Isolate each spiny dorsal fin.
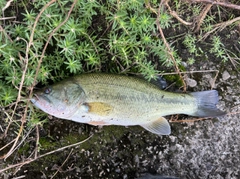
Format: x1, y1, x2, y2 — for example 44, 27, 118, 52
141, 117, 171, 135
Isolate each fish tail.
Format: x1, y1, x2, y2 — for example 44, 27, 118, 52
191, 90, 226, 117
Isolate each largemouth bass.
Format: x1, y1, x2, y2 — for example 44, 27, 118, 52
31, 73, 225, 135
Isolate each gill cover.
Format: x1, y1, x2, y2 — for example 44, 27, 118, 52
31, 82, 86, 119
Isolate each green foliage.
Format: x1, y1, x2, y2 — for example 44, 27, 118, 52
159, 10, 172, 29
183, 34, 200, 56
64, 58, 82, 74
187, 57, 195, 65
0, 81, 17, 106
210, 36, 228, 62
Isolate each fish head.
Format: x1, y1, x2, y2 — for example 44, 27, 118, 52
31, 80, 86, 119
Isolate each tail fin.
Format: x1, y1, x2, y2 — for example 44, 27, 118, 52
191, 90, 226, 117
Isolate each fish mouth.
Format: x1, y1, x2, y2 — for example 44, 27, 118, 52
30, 94, 39, 104
30, 94, 48, 111
31, 93, 52, 105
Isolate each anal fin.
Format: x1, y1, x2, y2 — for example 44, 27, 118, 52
141, 117, 171, 135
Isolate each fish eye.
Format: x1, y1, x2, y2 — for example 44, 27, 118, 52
44, 87, 52, 94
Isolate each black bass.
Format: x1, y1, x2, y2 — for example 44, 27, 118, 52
31, 73, 225, 135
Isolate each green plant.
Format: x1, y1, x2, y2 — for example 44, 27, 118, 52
187, 57, 195, 65
202, 15, 215, 32
0, 81, 17, 106
183, 34, 199, 56
210, 36, 228, 62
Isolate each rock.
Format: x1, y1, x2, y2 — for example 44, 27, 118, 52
186, 77, 197, 87
222, 70, 230, 81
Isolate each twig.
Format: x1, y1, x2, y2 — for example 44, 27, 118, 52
11, 176, 25, 179
35, 125, 40, 159
190, 0, 240, 10
0, 16, 16, 20
156, 0, 187, 91
0, 25, 13, 42
0, 138, 15, 152
158, 69, 219, 76
225, 50, 240, 70
194, 4, 212, 32
1, 123, 24, 160
211, 69, 219, 89
2, 0, 14, 12
2, 109, 14, 137
170, 117, 211, 123
28, 0, 57, 49
0, 134, 93, 173
1, 124, 35, 160
201, 16, 240, 40
165, 3, 192, 26
82, 31, 99, 54
50, 149, 74, 179
145, 0, 157, 14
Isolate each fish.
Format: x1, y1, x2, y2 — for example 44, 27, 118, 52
30, 73, 226, 135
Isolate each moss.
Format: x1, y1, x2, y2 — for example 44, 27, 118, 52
164, 74, 184, 87
39, 137, 57, 151
18, 143, 30, 155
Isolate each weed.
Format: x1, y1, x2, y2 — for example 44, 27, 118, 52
183, 34, 200, 56
210, 36, 228, 62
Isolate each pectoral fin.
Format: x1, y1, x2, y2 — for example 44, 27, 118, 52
141, 117, 171, 135
87, 102, 113, 116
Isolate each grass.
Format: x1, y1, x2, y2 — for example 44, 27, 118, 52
0, 0, 239, 176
